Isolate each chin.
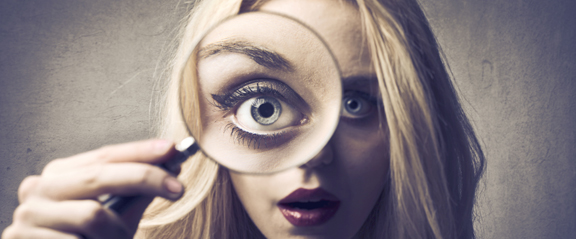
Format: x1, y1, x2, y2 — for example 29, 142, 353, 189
259, 215, 359, 239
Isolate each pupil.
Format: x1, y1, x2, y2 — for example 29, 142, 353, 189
258, 103, 275, 118
347, 99, 359, 110
250, 96, 282, 126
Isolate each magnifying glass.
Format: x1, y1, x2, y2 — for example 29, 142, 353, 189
180, 11, 342, 174
103, 11, 342, 212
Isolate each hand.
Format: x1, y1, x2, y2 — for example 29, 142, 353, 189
2, 139, 184, 239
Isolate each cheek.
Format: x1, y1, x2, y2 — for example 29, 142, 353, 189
228, 171, 285, 231
229, 170, 312, 238
229, 172, 273, 211
228, 172, 271, 231
334, 117, 389, 173
332, 120, 389, 223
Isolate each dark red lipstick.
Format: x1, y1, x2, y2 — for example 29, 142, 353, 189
278, 188, 340, 227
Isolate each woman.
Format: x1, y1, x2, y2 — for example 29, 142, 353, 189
2, 0, 484, 238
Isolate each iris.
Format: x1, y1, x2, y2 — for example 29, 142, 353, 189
251, 96, 282, 125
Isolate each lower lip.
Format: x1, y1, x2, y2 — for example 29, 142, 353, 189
278, 201, 340, 227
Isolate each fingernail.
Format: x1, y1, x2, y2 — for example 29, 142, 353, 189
153, 140, 172, 154
164, 177, 183, 199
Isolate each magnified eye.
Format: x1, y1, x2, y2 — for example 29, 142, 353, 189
342, 92, 376, 119
236, 96, 302, 132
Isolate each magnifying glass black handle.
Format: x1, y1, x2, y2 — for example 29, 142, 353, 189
101, 137, 199, 214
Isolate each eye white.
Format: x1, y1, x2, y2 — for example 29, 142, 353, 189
236, 96, 301, 132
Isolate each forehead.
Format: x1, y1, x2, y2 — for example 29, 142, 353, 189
259, 0, 373, 78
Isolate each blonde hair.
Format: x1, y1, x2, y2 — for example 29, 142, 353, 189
137, 0, 484, 238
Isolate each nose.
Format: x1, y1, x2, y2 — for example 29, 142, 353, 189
300, 141, 334, 169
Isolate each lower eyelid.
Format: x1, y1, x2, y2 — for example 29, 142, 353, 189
224, 123, 297, 150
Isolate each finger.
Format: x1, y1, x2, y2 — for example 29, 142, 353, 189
18, 175, 40, 203
14, 199, 132, 239
85, 139, 177, 164
42, 139, 177, 175
38, 162, 184, 201
2, 224, 81, 239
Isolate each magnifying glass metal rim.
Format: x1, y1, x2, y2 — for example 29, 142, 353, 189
177, 10, 343, 174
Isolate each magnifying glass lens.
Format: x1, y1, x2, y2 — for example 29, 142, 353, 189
180, 12, 342, 174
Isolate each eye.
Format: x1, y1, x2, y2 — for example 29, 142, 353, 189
236, 95, 302, 132
341, 93, 376, 119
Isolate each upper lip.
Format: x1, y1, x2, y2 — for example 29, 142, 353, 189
278, 188, 340, 204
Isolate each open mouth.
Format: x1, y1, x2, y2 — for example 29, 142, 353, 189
278, 188, 341, 227
281, 200, 339, 210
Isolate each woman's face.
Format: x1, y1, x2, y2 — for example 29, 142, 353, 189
225, 0, 390, 238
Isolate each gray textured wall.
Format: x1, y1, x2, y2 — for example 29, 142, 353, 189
0, 0, 185, 231
420, 0, 576, 238
1, 0, 575, 238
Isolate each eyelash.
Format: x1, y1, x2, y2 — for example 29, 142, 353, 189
224, 123, 293, 149
344, 91, 379, 112
212, 82, 293, 149
345, 91, 378, 104
341, 90, 381, 123
212, 82, 289, 111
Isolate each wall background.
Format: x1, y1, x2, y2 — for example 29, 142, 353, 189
1, 0, 575, 238
420, 1, 576, 238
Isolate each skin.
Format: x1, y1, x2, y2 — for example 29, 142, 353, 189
195, 11, 343, 173
2, 140, 183, 239
228, 1, 390, 238
3, 1, 389, 239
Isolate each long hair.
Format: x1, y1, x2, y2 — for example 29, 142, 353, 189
136, 0, 485, 238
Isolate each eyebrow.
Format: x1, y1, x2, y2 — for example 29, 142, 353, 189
198, 39, 293, 71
